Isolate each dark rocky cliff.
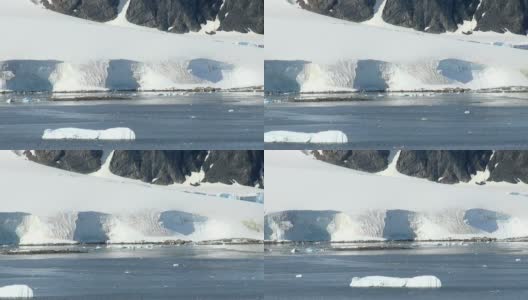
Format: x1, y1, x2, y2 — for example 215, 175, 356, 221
313, 150, 528, 184
41, 0, 264, 34
25, 150, 264, 188
297, 0, 528, 35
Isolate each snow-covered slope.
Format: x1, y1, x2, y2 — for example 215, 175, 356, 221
0, 0, 263, 92
265, 151, 528, 241
265, 0, 528, 93
0, 151, 262, 245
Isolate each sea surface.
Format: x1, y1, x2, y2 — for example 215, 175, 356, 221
0, 244, 263, 299
265, 92, 528, 149
0, 92, 263, 150
265, 242, 528, 299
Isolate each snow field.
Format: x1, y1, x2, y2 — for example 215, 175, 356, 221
265, 151, 528, 241
0, 151, 263, 244
265, 0, 528, 92
0, 0, 263, 92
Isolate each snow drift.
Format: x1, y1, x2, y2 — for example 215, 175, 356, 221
0, 0, 263, 92
265, 151, 528, 241
0, 151, 262, 245
265, 0, 528, 93
42, 128, 136, 141
0, 285, 33, 299
350, 276, 442, 288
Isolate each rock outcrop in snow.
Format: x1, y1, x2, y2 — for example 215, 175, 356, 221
41, 0, 264, 34
312, 150, 528, 185
24, 150, 265, 188
41, 0, 120, 22
297, 0, 528, 35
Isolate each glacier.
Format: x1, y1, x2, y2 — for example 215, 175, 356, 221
265, 151, 528, 242
265, 0, 528, 93
0, 151, 263, 245
0, 0, 263, 92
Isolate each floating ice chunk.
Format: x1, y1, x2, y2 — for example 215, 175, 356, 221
516, 258, 522, 262
464, 110, 471, 115
290, 248, 299, 254
295, 274, 303, 278
0, 285, 34, 298
350, 276, 442, 288
228, 109, 235, 113
265, 131, 348, 144
173, 264, 180, 267
42, 128, 136, 140
5, 99, 12, 104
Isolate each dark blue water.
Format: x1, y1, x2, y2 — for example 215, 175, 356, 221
265, 92, 528, 149
0, 92, 263, 150
264, 242, 528, 299
0, 245, 263, 299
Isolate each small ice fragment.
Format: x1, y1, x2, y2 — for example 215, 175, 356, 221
5, 99, 12, 104
482, 265, 487, 268
290, 248, 299, 254
516, 258, 521, 262
228, 109, 234, 113
173, 264, 180, 267
0, 285, 34, 298
124, 270, 131, 274
350, 276, 442, 288
296, 274, 303, 278
464, 110, 471, 115
420, 117, 428, 121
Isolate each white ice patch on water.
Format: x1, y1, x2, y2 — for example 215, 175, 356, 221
42, 128, 136, 140
0, 285, 34, 298
264, 131, 348, 144
350, 276, 442, 288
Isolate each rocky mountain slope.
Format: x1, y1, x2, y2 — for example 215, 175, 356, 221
297, 0, 528, 35
41, 0, 264, 34
25, 150, 264, 188
313, 150, 528, 184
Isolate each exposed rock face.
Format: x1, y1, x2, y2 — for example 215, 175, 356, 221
41, 0, 264, 34
298, 0, 377, 22
41, 0, 120, 22
126, 0, 264, 34
312, 150, 391, 173
396, 151, 492, 184
298, 0, 528, 35
218, 0, 264, 34
382, 0, 479, 33
126, 0, 222, 33
203, 151, 264, 188
488, 151, 528, 183
474, 0, 528, 35
109, 151, 207, 185
109, 150, 264, 187
25, 150, 103, 174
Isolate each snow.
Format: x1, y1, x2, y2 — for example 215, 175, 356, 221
264, 131, 348, 144
0, 151, 262, 244
0, 0, 263, 92
350, 276, 442, 288
265, 151, 528, 241
0, 285, 34, 298
265, 0, 528, 92
42, 128, 136, 140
